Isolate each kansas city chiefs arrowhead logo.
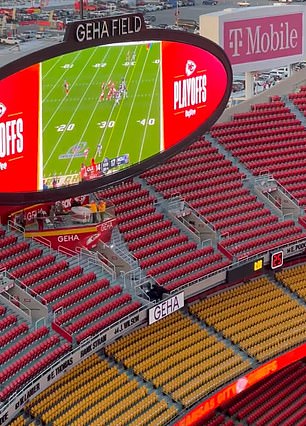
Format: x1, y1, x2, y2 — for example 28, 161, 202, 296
0, 103, 6, 119
185, 60, 196, 77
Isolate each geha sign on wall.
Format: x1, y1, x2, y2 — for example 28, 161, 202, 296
148, 292, 184, 325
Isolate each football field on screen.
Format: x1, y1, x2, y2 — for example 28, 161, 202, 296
41, 41, 161, 180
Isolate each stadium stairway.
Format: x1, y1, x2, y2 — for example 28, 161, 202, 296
109, 226, 140, 271
273, 265, 306, 307
283, 93, 306, 125
22, 353, 180, 426
204, 134, 290, 221
97, 181, 231, 292
130, 185, 206, 251
140, 137, 306, 262
210, 96, 306, 212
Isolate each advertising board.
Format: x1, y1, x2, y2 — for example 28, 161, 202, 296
148, 291, 184, 325
200, 6, 305, 73
0, 14, 232, 204
24, 218, 116, 250
175, 342, 306, 426
0, 307, 147, 426
223, 13, 303, 66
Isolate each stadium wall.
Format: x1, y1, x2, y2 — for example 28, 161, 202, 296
0, 307, 147, 426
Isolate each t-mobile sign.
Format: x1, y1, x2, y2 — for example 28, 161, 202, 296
224, 13, 303, 65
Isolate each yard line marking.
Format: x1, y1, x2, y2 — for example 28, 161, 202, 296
42, 51, 82, 102
43, 47, 105, 169
101, 43, 151, 161
101, 44, 143, 158
138, 45, 161, 162
63, 46, 125, 175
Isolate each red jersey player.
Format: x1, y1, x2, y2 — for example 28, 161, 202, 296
64, 80, 69, 96
99, 82, 106, 101
107, 81, 116, 101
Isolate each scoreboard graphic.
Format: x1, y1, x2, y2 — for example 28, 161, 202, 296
0, 19, 232, 203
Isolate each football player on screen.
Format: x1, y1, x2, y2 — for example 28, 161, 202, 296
119, 78, 128, 99
97, 143, 103, 157
64, 80, 70, 96
99, 82, 106, 101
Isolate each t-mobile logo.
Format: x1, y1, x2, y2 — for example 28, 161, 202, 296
228, 28, 243, 57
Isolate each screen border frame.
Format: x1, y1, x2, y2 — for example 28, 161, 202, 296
0, 23, 232, 205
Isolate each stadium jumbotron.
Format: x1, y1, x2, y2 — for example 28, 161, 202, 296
0, 4, 305, 426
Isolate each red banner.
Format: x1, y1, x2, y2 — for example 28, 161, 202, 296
0, 65, 40, 192
176, 343, 306, 426
24, 218, 116, 251
162, 41, 228, 150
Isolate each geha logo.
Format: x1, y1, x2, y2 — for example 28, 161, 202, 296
0, 103, 6, 119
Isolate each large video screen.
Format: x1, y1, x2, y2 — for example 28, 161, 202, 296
0, 33, 231, 198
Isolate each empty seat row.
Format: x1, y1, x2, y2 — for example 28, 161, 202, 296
153, 172, 243, 194
194, 194, 256, 217
211, 119, 301, 138
97, 180, 141, 199
223, 134, 306, 152
0, 314, 17, 332
145, 164, 238, 186
133, 234, 189, 260
42, 272, 96, 304
75, 301, 142, 344
110, 188, 151, 206
0, 248, 43, 271
123, 220, 172, 243
0, 323, 28, 348
156, 253, 224, 286
221, 220, 296, 247
116, 205, 156, 225
31, 265, 83, 294
21, 259, 69, 287
147, 246, 214, 277
0, 326, 49, 364
184, 181, 245, 203
139, 241, 197, 270
114, 195, 155, 215
11, 254, 56, 279
0, 334, 60, 383
0, 241, 29, 262
55, 285, 123, 326
118, 213, 164, 234
0, 234, 17, 249
218, 127, 306, 144
205, 201, 263, 223
226, 229, 303, 257
66, 294, 132, 334
232, 140, 306, 157
188, 186, 252, 208
213, 208, 271, 231
0, 342, 71, 401
127, 226, 180, 252
51, 278, 110, 312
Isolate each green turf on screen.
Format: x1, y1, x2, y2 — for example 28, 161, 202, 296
42, 41, 161, 179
